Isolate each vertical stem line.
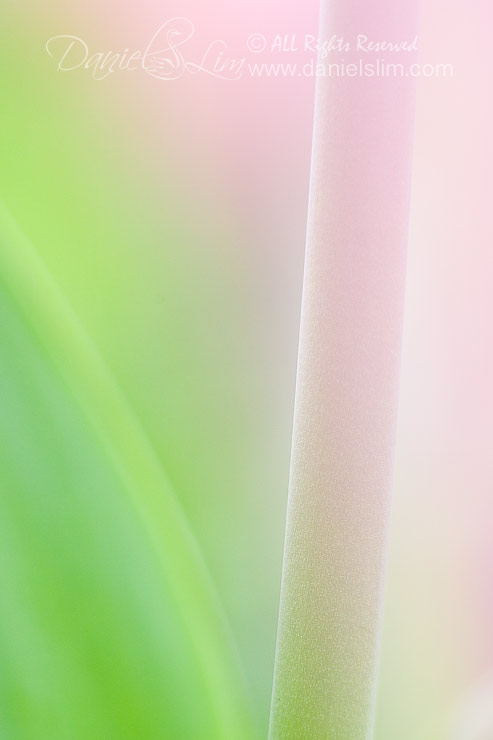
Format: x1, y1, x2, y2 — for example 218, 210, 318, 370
269, 2, 418, 738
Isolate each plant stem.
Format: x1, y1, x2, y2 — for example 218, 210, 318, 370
269, 1, 417, 738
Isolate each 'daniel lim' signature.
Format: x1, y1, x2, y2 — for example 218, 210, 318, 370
46, 18, 246, 81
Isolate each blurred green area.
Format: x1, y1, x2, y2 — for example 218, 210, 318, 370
0, 273, 223, 739
0, 7, 292, 739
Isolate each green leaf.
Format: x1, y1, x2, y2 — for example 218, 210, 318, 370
0, 202, 255, 740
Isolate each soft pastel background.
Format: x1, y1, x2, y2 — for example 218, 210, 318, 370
0, 1, 491, 739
